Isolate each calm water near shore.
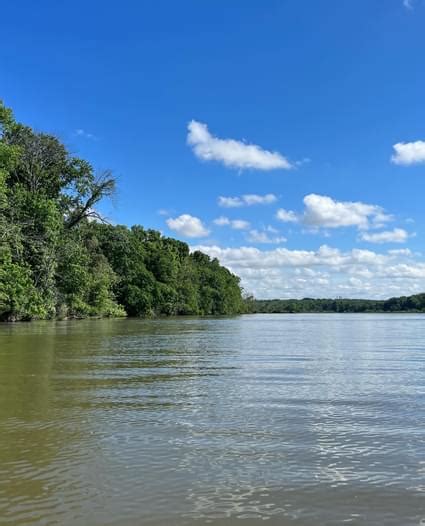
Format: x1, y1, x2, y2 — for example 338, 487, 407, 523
0, 314, 424, 525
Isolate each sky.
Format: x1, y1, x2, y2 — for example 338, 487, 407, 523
1, 0, 425, 299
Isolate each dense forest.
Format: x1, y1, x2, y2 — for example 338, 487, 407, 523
0, 101, 244, 321
247, 294, 425, 313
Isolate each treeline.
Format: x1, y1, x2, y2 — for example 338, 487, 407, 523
0, 101, 244, 321
246, 294, 425, 313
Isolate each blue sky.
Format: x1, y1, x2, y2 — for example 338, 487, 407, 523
2, 0, 425, 298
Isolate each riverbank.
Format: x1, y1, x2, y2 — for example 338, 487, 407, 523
246, 293, 425, 314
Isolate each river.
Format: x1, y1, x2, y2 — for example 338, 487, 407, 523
0, 314, 424, 525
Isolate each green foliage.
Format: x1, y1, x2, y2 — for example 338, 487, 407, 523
0, 100, 244, 321
92, 224, 244, 317
248, 295, 425, 314
0, 249, 47, 321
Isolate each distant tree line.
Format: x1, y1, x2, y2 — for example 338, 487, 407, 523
245, 294, 425, 313
0, 101, 244, 321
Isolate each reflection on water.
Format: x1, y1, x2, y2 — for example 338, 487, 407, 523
0, 314, 424, 525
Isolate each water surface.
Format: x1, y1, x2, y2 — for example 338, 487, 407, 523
0, 314, 424, 525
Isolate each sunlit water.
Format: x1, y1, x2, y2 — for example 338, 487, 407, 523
0, 314, 424, 525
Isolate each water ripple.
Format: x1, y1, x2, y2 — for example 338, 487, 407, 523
0, 314, 424, 525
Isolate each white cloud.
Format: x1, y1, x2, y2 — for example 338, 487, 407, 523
247, 229, 287, 244
302, 194, 392, 230
242, 193, 278, 205
187, 120, 292, 170
218, 193, 277, 208
213, 216, 250, 230
266, 225, 279, 234
391, 141, 425, 165
359, 228, 411, 244
274, 195, 392, 231
217, 196, 243, 208
231, 219, 250, 230
191, 244, 425, 299
74, 128, 97, 140
166, 214, 209, 238
213, 216, 231, 226
276, 208, 299, 223
403, 0, 413, 9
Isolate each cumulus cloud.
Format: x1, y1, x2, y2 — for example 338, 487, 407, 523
218, 193, 277, 208
191, 244, 424, 299
213, 216, 231, 226
247, 229, 287, 244
276, 208, 299, 223
213, 216, 250, 230
388, 248, 412, 256
187, 120, 292, 170
242, 193, 278, 205
359, 228, 411, 244
217, 196, 243, 208
166, 214, 209, 238
302, 194, 392, 230
231, 219, 250, 230
274, 194, 392, 230
391, 141, 425, 165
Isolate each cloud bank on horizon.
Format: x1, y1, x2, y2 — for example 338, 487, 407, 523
162, 113, 424, 299
192, 244, 425, 300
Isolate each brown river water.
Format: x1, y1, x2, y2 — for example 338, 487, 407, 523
0, 314, 424, 525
